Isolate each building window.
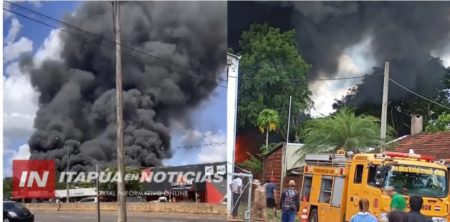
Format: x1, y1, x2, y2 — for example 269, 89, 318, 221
367, 165, 378, 186
301, 175, 312, 201
354, 165, 363, 184
331, 177, 345, 207
319, 176, 333, 203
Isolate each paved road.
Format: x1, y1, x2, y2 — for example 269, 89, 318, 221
34, 211, 226, 222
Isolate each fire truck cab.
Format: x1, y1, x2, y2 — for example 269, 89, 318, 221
298, 152, 449, 222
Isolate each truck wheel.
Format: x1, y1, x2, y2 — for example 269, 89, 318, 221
309, 208, 318, 222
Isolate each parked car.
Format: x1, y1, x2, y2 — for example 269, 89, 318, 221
78, 197, 97, 203
3, 201, 34, 222
157, 196, 168, 202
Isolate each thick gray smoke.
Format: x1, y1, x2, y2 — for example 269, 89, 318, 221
26, 2, 226, 172
229, 2, 450, 105
287, 2, 450, 101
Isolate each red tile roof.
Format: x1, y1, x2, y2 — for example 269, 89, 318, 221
395, 132, 450, 159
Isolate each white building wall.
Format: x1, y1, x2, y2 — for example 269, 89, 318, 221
226, 53, 240, 216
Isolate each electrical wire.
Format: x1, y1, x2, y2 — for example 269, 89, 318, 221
5, 1, 191, 72
389, 78, 450, 110
4, 2, 386, 86
171, 143, 226, 150
170, 143, 226, 152
3, 3, 228, 88
228, 73, 383, 82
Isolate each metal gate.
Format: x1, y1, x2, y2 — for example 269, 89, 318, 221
229, 171, 253, 222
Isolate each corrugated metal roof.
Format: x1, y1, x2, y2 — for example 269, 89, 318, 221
286, 143, 304, 171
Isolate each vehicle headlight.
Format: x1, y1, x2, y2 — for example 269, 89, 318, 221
432, 217, 447, 222
8, 211, 18, 217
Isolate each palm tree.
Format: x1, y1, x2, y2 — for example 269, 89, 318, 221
257, 109, 280, 154
297, 108, 389, 158
239, 153, 263, 174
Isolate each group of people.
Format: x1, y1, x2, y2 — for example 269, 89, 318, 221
230, 176, 299, 222
351, 186, 432, 222
231, 176, 433, 222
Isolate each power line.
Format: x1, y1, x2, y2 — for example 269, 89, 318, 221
171, 143, 226, 150
6, 2, 407, 92
389, 78, 450, 110
228, 73, 383, 82
5, 1, 189, 71
3, 3, 228, 88
4, 2, 385, 87
4, 2, 384, 87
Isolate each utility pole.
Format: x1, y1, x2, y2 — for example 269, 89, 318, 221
66, 143, 70, 203
113, 1, 127, 222
280, 96, 292, 201
96, 164, 100, 222
380, 61, 389, 153
286, 96, 292, 145
65, 140, 79, 203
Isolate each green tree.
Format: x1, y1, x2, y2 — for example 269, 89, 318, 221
3, 177, 12, 200
239, 153, 263, 174
257, 109, 280, 154
425, 112, 450, 132
237, 23, 312, 140
298, 108, 388, 157
99, 166, 141, 196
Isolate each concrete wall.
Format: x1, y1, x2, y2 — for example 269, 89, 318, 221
24, 202, 227, 215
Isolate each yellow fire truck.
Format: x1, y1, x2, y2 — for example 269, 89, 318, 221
298, 151, 449, 222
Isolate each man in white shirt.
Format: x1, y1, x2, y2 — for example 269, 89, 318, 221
56, 198, 61, 211
230, 176, 243, 218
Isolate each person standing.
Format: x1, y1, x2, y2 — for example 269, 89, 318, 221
350, 199, 377, 222
264, 178, 277, 220
407, 196, 432, 222
252, 179, 268, 221
385, 186, 406, 211
56, 198, 61, 211
280, 180, 299, 222
230, 176, 243, 218
387, 211, 408, 222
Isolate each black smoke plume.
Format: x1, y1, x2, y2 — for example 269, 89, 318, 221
289, 2, 450, 97
229, 1, 450, 113
27, 2, 226, 172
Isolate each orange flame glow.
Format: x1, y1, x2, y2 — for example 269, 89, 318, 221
234, 133, 260, 163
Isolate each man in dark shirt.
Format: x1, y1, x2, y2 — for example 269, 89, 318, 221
280, 180, 299, 222
264, 178, 277, 220
407, 196, 432, 222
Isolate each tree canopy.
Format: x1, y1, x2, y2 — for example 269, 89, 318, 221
257, 108, 280, 154
257, 109, 280, 134
239, 153, 263, 175
298, 108, 388, 156
425, 112, 450, 132
237, 23, 312, 139
3, 177, 12, 200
